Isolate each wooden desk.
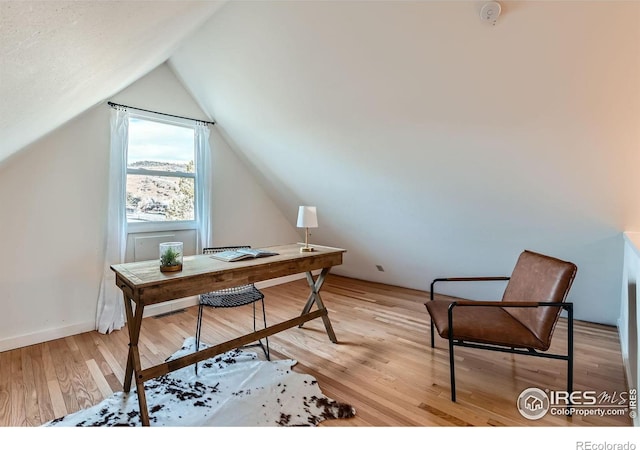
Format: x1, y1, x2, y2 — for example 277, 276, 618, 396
111, 243, 346, 426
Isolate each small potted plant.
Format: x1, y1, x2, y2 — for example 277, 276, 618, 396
159, 242, 183, 272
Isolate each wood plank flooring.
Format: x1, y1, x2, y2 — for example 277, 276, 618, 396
0, 275, 633, 427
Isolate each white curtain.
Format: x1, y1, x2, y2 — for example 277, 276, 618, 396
96, 108, 129, 334
195, 122, 212, 252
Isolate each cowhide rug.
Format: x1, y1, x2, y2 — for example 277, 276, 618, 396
44, 337, 355, 427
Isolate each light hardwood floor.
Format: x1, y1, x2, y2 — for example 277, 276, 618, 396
0, 275, 632, 427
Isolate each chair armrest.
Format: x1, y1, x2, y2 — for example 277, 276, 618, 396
446, 301, 574, 339
452, 300, 538, 307
430, 277, 510, 301
449, 300, 573, 308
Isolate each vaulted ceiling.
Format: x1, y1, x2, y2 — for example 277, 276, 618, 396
1, 1, 639, 326
0, 0, 226, 164
166, 0, 640, 325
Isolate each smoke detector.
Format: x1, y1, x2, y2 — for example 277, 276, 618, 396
480, 1, 501, 25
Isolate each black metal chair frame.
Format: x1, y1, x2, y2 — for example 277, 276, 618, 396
195, 246, 270, 374
429, 277, 573, 404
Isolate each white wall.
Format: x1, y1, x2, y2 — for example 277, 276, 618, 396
170, 0, 640, 325
620, 232, 639, 424
1, 1, 637, 354
0, 63, 300, 352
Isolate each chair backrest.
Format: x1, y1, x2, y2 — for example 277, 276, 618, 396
502, 250, 577, 349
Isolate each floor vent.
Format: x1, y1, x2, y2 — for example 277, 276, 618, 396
154, 308, 186, 318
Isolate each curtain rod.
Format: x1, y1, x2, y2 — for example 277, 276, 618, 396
107, 101, 215, 125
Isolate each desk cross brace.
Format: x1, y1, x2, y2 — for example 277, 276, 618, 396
120, 268, 337, 426
298, 268, 337, 343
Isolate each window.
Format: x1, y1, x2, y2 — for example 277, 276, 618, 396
126, 114, 197, 231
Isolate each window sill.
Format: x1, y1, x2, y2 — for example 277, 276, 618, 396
127, 220, 197, 234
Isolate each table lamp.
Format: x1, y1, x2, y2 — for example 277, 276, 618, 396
297, 206, 318, 252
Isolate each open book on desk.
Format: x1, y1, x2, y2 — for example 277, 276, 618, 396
209, 248, 279, 262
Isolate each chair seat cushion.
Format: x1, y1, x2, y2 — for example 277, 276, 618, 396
425, 299, 547, 350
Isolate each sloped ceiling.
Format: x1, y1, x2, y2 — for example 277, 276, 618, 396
169, 0, 640, 325
0, 0, 226, 165
0, 1, 638, 326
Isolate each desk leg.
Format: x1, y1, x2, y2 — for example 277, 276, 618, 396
299, 269, 337, 343
122, 293, 151, 426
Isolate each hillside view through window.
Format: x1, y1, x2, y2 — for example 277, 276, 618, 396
126, 117, 196, 223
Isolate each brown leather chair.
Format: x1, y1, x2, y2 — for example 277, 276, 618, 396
425, 250, 577, 401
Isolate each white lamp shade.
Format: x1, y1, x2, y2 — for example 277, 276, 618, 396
297, 206, 318, 228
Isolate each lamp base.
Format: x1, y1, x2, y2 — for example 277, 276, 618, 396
300, 246, 315, 253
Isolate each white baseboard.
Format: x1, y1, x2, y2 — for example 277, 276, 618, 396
0, 321, 97, 353
255, 272, 312, 289
0, 272, 311, 353
143, 296, 200, 317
